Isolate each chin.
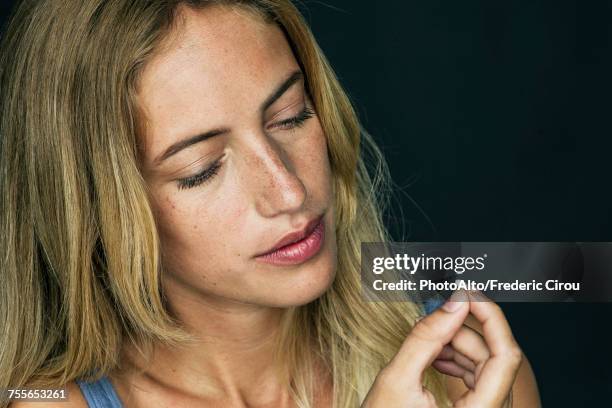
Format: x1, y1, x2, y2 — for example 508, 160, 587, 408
255, 250, 338, 308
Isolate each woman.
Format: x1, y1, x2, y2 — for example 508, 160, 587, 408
0, 0, 540, 406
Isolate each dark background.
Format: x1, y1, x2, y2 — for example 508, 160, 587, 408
298, 0, 612, 405
2, 0, 611, 405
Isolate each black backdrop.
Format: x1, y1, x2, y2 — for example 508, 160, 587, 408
2, 0, 611, 405
302, 1, 612, 405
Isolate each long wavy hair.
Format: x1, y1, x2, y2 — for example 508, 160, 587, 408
0, 0, 450, 406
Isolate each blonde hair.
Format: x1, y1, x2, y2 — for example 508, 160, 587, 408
0, 1, 450, 406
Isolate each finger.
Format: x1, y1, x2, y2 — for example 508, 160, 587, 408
471, 354, 522, 407
436, 344, 477, 372
386, 290, 470, 387
434, 343, 478, 389
432, 359, 466, 377
468, 290, 520, 357
465, 291, 523, 406
435, 344, 455, 360
449, 325, 490, 380
433, 359, 476, 389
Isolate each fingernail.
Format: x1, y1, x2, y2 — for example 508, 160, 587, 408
468, 289, 489, 302
442, 299, 462, 312
442, 290, 466, 312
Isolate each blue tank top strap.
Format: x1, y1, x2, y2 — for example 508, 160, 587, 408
76, 375, 123, 408
422, 296, 446, 315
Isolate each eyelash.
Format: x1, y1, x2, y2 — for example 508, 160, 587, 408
176, 106, 316, 190
274, 106, 315, 130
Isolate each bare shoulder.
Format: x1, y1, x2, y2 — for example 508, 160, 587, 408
446, 314, 542, 406
9, 381, 88, 408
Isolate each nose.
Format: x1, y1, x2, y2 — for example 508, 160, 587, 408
243, 132, 307, 217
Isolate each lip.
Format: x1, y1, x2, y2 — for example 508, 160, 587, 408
254, 214, 325, 265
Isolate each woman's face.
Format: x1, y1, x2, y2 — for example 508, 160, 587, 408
137, 5, 337, 308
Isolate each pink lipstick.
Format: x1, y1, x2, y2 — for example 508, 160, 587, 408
255, 215, 325, 265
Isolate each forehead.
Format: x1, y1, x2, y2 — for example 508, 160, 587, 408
136, 4, 300, 162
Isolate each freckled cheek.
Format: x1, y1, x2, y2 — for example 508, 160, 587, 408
154, 204, 193, 243
295, 126, 332, 192
153, 196, 212, 244
308, 122, 330, 164
161, 191, 248, 253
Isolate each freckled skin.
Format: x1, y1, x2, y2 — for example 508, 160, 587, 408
137, 5, 338, 310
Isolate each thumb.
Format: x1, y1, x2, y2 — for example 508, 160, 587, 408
386, 290, 470, 387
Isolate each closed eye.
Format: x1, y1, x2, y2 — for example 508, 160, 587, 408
176, 105, 316, 191
271, 106, 316, 131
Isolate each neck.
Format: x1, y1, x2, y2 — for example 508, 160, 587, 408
118, 276, 295, 405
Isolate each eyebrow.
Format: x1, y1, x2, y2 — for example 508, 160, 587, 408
152, 69, 304, 166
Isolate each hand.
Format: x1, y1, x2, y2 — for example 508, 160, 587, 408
361, 290, 523, 407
